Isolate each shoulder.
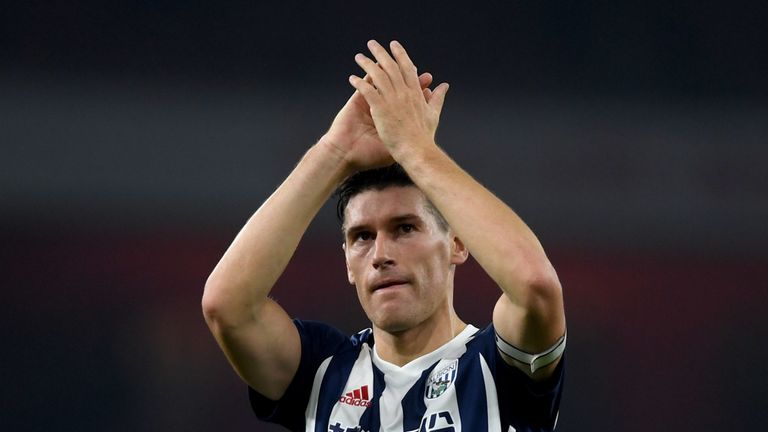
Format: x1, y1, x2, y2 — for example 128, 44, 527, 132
248, 320, 373, 428
464, 323, 567, 386
465, 323, 566, 430
464, 323, 498, 355
293, 319, 372, 358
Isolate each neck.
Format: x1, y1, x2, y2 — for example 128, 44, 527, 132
373, 308, 467, 367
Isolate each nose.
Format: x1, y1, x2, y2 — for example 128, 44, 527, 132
372, 234, 395, 270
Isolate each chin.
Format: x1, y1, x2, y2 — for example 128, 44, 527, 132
371, 310, 419, 334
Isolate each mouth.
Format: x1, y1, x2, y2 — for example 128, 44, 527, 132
372, 278, 409, 292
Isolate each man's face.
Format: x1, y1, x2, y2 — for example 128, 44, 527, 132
342, 186, 467, 333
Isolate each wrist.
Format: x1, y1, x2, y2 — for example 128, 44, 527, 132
313, 134, 356, 179
389, 138, 439, 164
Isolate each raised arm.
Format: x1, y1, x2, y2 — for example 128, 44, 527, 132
202, 72, 436, 399
349, 40, 566, 379
202, 140, 346, 400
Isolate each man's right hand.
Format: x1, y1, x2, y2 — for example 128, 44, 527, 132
320, 72, 435, 173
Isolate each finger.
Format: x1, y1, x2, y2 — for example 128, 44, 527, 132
355, 53, 393, 94
423, 87, 433, 101
390, 40, 420, 90
418, 72, 433, 90
367, 39, 406, 89
429, 82, 450, 115
348, 74, 383, 106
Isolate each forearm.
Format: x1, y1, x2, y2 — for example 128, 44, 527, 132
395, 143, 560, 306
203, 139, 351, 326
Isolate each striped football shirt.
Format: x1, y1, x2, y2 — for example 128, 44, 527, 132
249, 320, 564, 431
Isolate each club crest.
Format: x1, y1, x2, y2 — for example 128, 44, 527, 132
425, 360, 458, 399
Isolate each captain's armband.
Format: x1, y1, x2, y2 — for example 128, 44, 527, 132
495, 331, 567, 374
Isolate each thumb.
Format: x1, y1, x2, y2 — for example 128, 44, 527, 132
428, 82, 450, 114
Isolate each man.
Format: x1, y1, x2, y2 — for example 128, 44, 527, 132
202, 40, 566, 431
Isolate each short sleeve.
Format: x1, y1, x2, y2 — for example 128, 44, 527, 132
248, 320, 348, 431
497, 351, 565, 431
475, 324, 565, 431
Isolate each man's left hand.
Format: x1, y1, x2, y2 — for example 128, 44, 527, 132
348, 40, 450, 159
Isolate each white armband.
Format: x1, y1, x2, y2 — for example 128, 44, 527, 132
495, 331, 567, 374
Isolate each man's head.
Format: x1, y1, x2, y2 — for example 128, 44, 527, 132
335, 164, 468, 333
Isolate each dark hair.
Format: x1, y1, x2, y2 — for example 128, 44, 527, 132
335, 163, 448, 232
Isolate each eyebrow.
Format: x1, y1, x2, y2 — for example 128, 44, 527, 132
344, 213, 422, 236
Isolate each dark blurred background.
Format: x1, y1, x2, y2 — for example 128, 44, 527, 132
2, 1, 767, 431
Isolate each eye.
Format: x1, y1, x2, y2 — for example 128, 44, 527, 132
354, 231, 372, 242
399, 224, 415, 234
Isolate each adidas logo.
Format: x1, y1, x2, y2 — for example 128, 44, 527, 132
339, 384, 372, 407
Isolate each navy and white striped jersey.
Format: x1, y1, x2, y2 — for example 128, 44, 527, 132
249, 320, 565, 432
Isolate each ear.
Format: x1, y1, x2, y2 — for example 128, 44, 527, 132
342, 242, 355, 285
450, 235, 469, 266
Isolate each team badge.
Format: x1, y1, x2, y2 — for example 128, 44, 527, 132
425, 360, 458, 399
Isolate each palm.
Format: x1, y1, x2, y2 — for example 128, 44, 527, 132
327, 91, 393, 170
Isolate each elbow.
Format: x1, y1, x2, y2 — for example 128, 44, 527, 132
201, 277, 241, 330
201, 278, 264, 331
201, 281, 225, 327
527, 262, 562, 299
513, 259, 564, 314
